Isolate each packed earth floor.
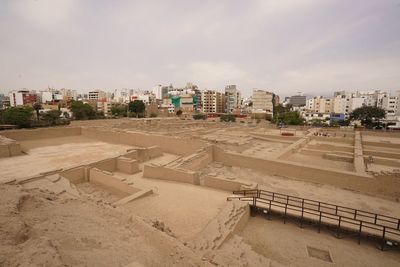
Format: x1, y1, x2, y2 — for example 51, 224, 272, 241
0, 118, 399, 267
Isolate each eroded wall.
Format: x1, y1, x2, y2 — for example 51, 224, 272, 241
81, 127, 205, 156
212, 146, 400, 200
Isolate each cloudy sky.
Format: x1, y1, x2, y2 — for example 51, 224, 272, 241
1, 0, 399, 97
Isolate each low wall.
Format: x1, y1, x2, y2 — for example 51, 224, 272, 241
250, 133, 301, 142
310, 135, 354, 145
1, 127, 81, 141
364, 156, 400, 168
300, 148, 353, 159
306, 143, 354, 153
60, 166, 88, 184
89, 168, 140, 195
178, 147, 213, 171
363, 141, 400, 149
189, 200, 249, 255
136, 146, 163, 162
322, 153, 354, 163
202, 176, 256, 192
364, 149, 400, 160
0, 141, 22, 158
212, 146, 400, 200
89, 158, 117, 172
143, 164, 200, 185
354, 132, 366, 175
81, 127, 205, 156
117, 157, 140, 174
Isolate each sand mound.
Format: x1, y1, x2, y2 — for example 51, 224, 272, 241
0, 184, 208, 267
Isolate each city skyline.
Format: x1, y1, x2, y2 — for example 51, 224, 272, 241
1, 0, 400, 97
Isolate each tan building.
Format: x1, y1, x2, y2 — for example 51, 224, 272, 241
96, 101, 114, 116
202, 90, 225, 113
252, 89, 274, 113
89, 90, 107, 101
307, 96, 333, 113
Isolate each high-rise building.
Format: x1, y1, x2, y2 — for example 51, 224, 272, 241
289, 94, 306, 107
225, 85, 241, 113
88, 90, 107, 101
9, 90, 38, 107
251, 89, 274, 114
202, 90, 225, 113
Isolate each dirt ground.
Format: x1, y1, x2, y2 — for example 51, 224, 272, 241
240, 216, 400, 267
0, 185, 206, 267
0, 136, 133, 182
1, 120, 399, 266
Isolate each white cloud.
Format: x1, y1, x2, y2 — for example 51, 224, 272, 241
12, 0, 77, 30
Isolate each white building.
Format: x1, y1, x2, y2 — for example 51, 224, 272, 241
225, 85, 241, 113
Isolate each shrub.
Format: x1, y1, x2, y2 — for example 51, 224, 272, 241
193, 113, 207, 120
220, 114, 236, 122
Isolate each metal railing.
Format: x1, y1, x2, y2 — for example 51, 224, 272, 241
228, 189, 400, 250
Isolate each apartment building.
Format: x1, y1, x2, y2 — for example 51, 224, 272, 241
252, 89, 274, 114
225, 85, 241, 113
9, 90, 38, 107
202, 90, 225, 113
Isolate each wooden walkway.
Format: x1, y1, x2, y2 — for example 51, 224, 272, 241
227, 189, 400, 251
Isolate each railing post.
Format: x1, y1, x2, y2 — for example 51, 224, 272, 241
268, 200, 272, 220
354, 209, 357, 220
300, 199, 304, 228
358, 221, 363, 245
336, 216, 342, 238
381, 226, 386, 251
283, 203, 288, 224
318, 212, 322, 233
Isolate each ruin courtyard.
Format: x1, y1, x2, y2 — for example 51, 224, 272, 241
1, 118, 400, 267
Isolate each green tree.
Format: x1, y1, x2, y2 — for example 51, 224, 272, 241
70, 101, 96, 120
1, 106, 34, 128
349, 106, 385, 128
274, 111, 303, 125
111, 104, 128, 117
42, 110, 61, 126
128, 100, 145, 117
273, 104, 292, 117
32, 102, 42, 122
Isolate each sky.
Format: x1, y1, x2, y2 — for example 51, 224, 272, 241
0, 0, 400, 97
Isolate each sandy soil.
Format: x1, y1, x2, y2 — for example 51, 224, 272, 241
240, 216, 400, 267
241, 141, 289, 158
0, 184, 207, 267
204, 163, 400, 217
116, 159, 229, 241
1, 122, 400, 266
285, 153, 354, 171
0, 137, 132, 182
362, 135, 400, 144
